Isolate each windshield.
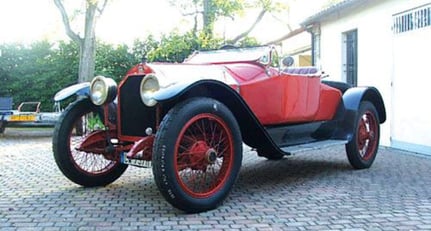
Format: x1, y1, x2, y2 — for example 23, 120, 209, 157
184, 46, 271, 64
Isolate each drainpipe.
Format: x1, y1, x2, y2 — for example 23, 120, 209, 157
311, 32, 315, 66
306, 23, 321, 68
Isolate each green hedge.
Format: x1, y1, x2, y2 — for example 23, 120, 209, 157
0, 33, 258, 112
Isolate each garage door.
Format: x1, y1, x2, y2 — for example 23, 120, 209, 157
392, 4, 431, 155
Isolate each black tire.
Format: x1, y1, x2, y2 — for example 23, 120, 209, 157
52, 98, 127, 187
152, 97, 242, 213
345, 101, 380, 169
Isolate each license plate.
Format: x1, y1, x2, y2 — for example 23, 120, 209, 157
9, 114, 36, 122
120, 152, 152, 168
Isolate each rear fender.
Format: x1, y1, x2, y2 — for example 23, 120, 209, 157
335, 86, 386, 140
155, 80, 285, 157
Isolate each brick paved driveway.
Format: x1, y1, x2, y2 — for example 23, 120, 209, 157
1, 128, 431, 231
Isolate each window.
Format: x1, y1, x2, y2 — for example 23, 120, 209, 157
342, 29, 358, 86
393, 3, 431, 34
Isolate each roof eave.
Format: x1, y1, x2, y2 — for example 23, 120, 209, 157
300, 0, 369, 27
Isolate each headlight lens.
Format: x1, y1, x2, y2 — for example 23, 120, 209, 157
140, 74, 160, 107
89, 76, 117, 105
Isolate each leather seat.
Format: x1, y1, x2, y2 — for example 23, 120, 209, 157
283, 67, 319, 75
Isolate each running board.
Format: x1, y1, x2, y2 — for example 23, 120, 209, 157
281, 139, 348, 154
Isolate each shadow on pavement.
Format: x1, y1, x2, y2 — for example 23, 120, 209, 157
1, 127, 54, 138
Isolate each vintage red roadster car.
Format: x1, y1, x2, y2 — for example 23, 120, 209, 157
53, 45, 386, 213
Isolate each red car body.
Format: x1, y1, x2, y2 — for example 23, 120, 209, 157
53, 46, 386, 213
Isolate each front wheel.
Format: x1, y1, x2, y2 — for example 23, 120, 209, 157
52, 98, 127, 187
152, 98, 242, 213
345, 101, 380, 169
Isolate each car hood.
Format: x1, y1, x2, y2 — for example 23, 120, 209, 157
144, 63, 240, 102
147, 63, 239, 88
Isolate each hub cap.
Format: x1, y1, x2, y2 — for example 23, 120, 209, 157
357, 111, 378, 160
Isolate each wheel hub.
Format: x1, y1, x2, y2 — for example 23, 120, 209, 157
358, 117, 375, 147
356, 111, 378, 160
206, 148, 218, 164
184, 141, 218, 171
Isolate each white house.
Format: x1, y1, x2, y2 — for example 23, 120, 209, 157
301, 0, 431, 155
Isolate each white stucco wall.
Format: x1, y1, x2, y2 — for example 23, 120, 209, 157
315, 0, 431, 153
391, 23, 431, 154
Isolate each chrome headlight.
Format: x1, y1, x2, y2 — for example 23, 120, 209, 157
140, 74, 160, 107
89, 76, 117, 106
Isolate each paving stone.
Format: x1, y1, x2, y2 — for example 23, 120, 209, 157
1, 128, 431, 230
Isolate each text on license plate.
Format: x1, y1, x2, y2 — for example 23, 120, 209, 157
9, 115, 36, 122
120, 152, 152, 168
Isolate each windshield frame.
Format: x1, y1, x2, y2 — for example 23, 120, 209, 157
184, 46, 273, 64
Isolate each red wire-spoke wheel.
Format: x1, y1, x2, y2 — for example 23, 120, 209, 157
153, 98, 242, 213
53, 99, 127, 187
68, 113, 115, 174
346, 101, 381, 169
175, 113, 234, 198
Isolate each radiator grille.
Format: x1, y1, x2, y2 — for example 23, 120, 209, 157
118, 75, 157, 137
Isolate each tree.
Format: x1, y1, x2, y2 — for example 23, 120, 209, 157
95, 42, 137, 82
132, 30, 259, 64
0, 40, 138, 111
0, 41, 64, 111
230, 0, 290, 44
169, 0, 291, 44
169, 0, 244, 37
53, 0, 108, 83
133, 31, 221, 63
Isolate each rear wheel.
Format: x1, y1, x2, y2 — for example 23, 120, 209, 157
52, 98, 127, 187
345, 101, 380, 169
153, 97, 242, 213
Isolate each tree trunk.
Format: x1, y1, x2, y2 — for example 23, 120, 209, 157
230, 9, 267, 44
78, 2, 97, 83
54, 0, 107, 83
203, 0, 215, 37
78, 37, 96, 83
